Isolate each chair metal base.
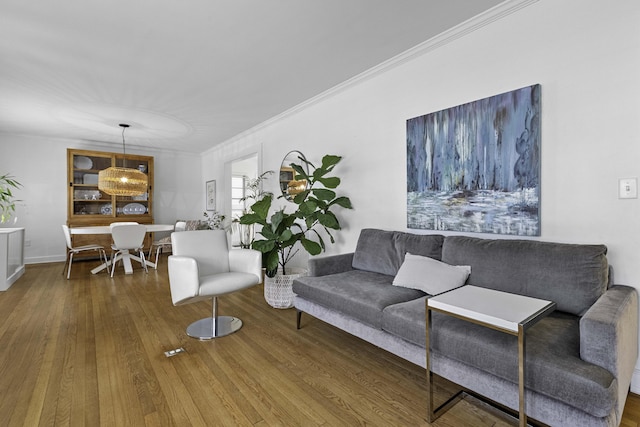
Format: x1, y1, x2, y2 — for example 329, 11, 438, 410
186, 316, 243, 340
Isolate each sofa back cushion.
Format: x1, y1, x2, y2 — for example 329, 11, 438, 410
441, 236, 609, 316
352, 228, 444, 276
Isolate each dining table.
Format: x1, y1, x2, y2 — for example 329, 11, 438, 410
69, 224, 174, 274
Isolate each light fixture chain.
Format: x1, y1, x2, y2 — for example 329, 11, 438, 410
121, 125, 127, 168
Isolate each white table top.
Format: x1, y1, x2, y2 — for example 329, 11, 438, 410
69, 224, 174, 234
428, 285, 555, 333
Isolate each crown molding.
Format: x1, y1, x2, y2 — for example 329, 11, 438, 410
211, 0, 539, 153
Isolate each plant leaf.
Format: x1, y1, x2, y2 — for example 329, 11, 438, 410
329, 196, 353, 209
250, 196, 272, 219
265, 250, 279, 277
239, 213, 263, 225
252, 239, 275, 253
263, 220, 276, 232
298, 199, 318, 215
311, 188, 335, 201
301, 238, 322, 255
291, 164, 309, 181
317, 212, 340, 229
293, 190, 309, 204
321, 155, 342, 169
279, 229, 293, 243
270, 209, 284, 230
317, 176, 340, 189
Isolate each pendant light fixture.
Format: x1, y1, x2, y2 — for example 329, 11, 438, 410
98, 124, 148, 196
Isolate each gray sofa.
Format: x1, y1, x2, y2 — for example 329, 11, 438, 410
292, 228, 638, 427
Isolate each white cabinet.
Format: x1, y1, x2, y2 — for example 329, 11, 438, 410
0, 227, 25, 291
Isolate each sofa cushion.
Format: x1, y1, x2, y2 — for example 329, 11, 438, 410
292, 270, 425, 329
382, 299, 616, 417
382, 296, 428, 347
441, 236, 608, 316
393, 253, 470, 295
352, 228, 444, 276
352, 229, 398, 275
395, 231, 445, 261
430, 311, 617, 418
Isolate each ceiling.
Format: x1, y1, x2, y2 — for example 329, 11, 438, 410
0, 0, 504, 154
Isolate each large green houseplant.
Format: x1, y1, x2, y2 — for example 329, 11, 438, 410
0, 174, 21, 223
240, 155, 352, 278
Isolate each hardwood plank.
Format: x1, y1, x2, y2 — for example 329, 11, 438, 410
6, 266, 65, 426
1, 260, 639, 426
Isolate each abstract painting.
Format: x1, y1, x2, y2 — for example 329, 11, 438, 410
407, 84, 541, 236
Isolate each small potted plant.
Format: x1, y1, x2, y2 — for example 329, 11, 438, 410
200, 210, 227, 230
240, 155, 352, 308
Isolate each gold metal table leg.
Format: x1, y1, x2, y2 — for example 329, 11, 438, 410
426, 304, 435, 422
425, 304, 463, 423
519, 323, 527, 427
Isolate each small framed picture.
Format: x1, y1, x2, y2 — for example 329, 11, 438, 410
206, 180, 216, 211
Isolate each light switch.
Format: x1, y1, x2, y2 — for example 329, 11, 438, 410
619, 178, 638, 199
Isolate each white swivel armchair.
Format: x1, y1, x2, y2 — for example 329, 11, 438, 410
109, 223, 148, 277
168, 230, 261, 339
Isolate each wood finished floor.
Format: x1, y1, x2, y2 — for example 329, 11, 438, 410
1, 260, 639, 426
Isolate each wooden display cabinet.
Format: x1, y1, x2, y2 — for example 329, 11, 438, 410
67, 149, 154, 256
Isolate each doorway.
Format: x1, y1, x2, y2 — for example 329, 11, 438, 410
230, 154, 258, 246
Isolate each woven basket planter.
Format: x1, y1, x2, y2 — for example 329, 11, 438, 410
263, 267, 307, 309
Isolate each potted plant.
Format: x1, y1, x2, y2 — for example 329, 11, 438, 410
233, 170, 273, 248
240, 155, 352, 307
0, 174, 21, 224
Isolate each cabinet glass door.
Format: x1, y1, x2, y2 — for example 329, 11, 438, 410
70, 152, 114, 217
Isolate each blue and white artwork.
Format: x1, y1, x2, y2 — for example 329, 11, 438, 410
407, 84, 541, 236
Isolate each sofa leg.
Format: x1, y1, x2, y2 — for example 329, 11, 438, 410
296, 310, 302, 329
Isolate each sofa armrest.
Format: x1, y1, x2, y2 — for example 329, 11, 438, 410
308, 252, 355, 277
580, 285, 638, 379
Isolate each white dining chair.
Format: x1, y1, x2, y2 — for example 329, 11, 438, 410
108, 221, 139, 269
61, 225, 108, 279
109, 223, 148, 277
148, 220, 187, 269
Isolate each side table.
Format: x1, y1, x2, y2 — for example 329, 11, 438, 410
426, 285, 556, 426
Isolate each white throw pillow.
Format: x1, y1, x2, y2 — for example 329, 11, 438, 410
393, 253, 470, 295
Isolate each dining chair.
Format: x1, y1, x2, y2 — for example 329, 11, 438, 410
61, 224, 108, 279
108, 221, 138, 268
148, 220, 187, 269
168, 230, 261, 339
109, 223, 148, 277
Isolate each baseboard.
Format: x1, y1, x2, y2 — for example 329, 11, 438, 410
25, 255, 66, 264
631, 369, 640, 394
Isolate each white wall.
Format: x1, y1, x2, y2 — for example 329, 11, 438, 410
0, 134, 202, 263
201, 134, 264, 227
203, 0, 640, 388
